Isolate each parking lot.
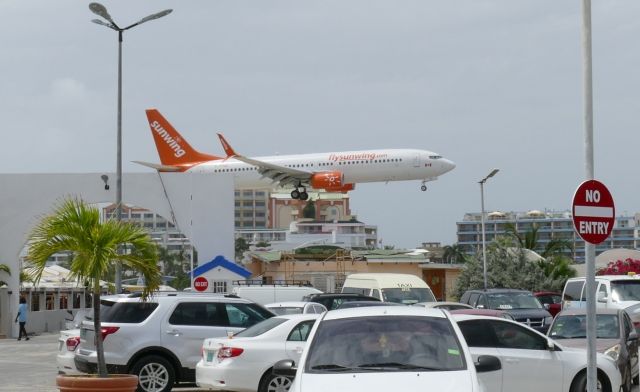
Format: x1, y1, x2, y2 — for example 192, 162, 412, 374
0, 333, 203, 392
0, 331, 637, 392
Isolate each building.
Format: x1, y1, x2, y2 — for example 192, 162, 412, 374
457, 210, 638, 262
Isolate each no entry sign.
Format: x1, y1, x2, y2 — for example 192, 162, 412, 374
194, 276, 209, 292
572, 180, 615, 244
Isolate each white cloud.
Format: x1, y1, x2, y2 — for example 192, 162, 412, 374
50, 78, 87, 103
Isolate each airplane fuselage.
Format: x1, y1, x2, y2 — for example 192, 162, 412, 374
187, 148, 455, 190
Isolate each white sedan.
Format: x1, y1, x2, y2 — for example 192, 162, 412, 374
56, 329, 82, 375
196, 313, 320, 392
265, 302, 327, 315
452, 314, 622, 392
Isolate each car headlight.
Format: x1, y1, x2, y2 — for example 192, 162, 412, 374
603, 343, 621, 362
544, 316, 553, 325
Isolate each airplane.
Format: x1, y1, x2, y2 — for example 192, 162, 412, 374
136, 109, 456, 201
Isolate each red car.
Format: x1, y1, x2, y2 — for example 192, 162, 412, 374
534, 291, 562, 317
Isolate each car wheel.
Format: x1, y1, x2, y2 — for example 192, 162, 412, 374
570, 371, 608, 392
259, 371, 293, 392
131, 355, 175, 392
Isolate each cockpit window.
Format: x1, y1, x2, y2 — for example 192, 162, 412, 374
429, 155, 442, 159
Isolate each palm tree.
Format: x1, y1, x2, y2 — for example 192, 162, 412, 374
0, 263, 10, 286
442, 244, 468, 263
26, 198, 161, 378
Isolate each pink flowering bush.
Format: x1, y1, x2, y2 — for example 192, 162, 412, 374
597, 258, 640, 275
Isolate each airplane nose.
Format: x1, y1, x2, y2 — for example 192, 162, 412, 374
442, 158, 456, 173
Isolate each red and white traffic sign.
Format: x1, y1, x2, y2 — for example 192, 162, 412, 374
193, 276, 209, 292
572, 179, 615, 244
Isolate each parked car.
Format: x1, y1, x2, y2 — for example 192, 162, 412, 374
453, 313, 622, 392
265, 302, 327, 315
75, 292, 275, 392
335, 301, 403, 309
547, 308, 639, 391
562, 275, 640, 311
413, 301, 473, 311
274, 306, 501, 392
303, 293, 380, 310
233, 285, 323, 305
196, 313, 320, 392
534, 291, 562, 317
459, 288, 553, 332
450, 308, 515, 320
57, 329, 82, 375
341, 273, 436, 304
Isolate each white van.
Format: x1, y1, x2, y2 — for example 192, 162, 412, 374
232, 285, 323, 305
562, 275, 640, 310
341, 273, 436, 304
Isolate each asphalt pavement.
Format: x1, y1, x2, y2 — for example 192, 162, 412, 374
0, 332, 205, 392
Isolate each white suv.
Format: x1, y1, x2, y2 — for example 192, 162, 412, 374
75, 292, 275, 392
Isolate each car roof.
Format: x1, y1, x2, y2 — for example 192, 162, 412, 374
451, 313, 525, 324
533, 291, 561, 296
265, 302, 311, 307
103, 292, 254, 304
466, 288, 531, 294
568, 275, 640, 282
273, 313, 322, 321
556, 308, 621, 316
415, 301, 470, 308
322, 305, 445, 320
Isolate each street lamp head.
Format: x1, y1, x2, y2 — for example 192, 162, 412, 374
137, 9, 173, 25
487, 168, 500, 178
91, 19, 114, 29
89, 3, 114, 23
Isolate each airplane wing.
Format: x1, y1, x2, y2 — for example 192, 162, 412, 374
217, 133, 312, 187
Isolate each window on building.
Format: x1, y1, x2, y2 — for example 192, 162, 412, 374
212, 281, 228, 293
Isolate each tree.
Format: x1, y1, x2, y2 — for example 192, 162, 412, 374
235, 237, 250, 261
454, 241, 549, 300
442, 244, 468, 263
26, 198, 161, 377
302, 200, 316, 219
0, 263, 9, 286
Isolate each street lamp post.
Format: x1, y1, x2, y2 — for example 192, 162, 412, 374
479, 168, 499, 290
89, 3, 172, 293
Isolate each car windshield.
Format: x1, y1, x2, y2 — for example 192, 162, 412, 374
381, 288, 436, 305
234, 317, 288, 338
548, 314, 620, 339
486, 292, 542, 310
305, 316, 466, 373
611, 281, 640, 302
268, 307, 303, 315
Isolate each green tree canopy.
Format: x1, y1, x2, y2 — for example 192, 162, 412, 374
302, 200, 316, 219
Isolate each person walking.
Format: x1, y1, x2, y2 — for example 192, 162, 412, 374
15, 297, 29, 341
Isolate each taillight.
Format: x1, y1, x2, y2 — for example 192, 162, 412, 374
66, 336, 80, 351
100, 326, 120, 341
217, 346, 243, 359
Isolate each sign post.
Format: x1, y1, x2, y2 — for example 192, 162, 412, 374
194, 276, 209, 292
572, 179, 614, 392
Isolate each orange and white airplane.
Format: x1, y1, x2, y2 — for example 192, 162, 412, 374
136, 109, 456, 200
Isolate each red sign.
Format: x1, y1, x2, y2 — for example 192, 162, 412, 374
572, 180, 615, 244
193, 276, 209, 292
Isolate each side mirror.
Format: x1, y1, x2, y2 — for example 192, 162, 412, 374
475, 355, 501, 373
628, 332, 639, 342
274, 359, 297, 377
543, 303, 550, 310
597, 292, 608, 303
546, 338, 556, 351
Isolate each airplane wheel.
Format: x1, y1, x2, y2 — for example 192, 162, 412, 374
421, 185, 427, 191
291, 190, 300, 199
300, 192, 309, 201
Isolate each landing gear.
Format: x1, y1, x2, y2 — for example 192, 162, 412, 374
291, 184, 308, 200
421, 183, 427, 191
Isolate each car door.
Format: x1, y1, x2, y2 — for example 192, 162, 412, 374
161, 301, 235, 370
284, 320, 316, 362
456, 319, 504, 392
622, 312, 639, 374
487, 319, 563, 392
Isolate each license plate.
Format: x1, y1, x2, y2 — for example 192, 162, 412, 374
207, 352, 214, 362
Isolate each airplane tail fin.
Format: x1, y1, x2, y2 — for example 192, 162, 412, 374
217, 133, 238, 158
145, 109, 221, 171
